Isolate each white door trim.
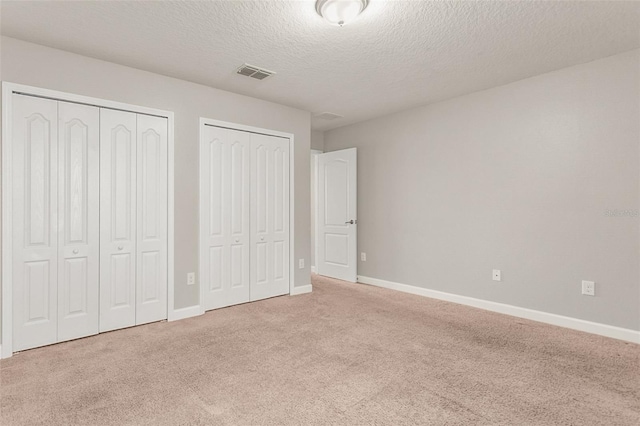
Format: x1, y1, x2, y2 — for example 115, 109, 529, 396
1, 82, 176, 359
310, 149, 322, 274
198, 118, 296, 313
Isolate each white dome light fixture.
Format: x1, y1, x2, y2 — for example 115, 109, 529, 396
316, 0, 369, 27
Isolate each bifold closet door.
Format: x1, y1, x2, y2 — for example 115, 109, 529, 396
12, 96, 100, 351
11, 94, 168, 351
201, 125, 251, 310
99, 109, 168, 331
57, 102, 100, 342
250, 134, 290, 301
100, 109, 137, 332
135, 114, 168, 325
12, 95, 60, 351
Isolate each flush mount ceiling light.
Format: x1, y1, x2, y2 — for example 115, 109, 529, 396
316, 0, 369, 26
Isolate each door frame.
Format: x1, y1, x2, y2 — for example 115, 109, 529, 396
1, 82, 176, 359
198, 118, 296, 312
310, 149, 323, 274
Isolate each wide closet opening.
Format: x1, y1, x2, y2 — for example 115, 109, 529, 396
199, 119, 293, 312
2, 83, 174, 357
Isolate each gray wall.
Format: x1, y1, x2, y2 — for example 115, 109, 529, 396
0, 37, 312, 342
311, 130, 324, 151
325, 50, 640, 330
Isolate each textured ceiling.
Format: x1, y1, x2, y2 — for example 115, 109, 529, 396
1, 1, 639, 131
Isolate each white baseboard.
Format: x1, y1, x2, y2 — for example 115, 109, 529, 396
168, 305, 203, 322
291, 284, 313, 296
0, 344, 13, 360
357, 275, 640, 344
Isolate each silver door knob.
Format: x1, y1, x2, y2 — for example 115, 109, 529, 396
235, 239, 240, 243
72, 249, 79, 254
117, 246, 123, 251
345, 220, 357, 224
260, 236, 264, 241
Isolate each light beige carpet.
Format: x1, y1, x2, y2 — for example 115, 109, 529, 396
1, 274, 638, 425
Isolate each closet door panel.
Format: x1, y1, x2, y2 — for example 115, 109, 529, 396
57, 102, 100, 342
12, 95, 59, 351
100, 109, 137, 332
271, 142, 289, 292
252, 142, 271, 292
136, 114, 168, 325
201, 126, 250, 310
202, 126, 227, 310
250, 134, 289, 301
228, 136, 251, 299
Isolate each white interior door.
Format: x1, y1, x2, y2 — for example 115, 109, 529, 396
250, 133, 290, 301
317, 148, 357, 282
200, 125, 251, 310
99, 109, 137, 332
57, 101, 100, 342
136, 114, 168, 324
12, 95, 59, 351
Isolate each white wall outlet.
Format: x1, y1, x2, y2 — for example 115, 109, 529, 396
299, 258, 305, 269
492, 269, 501, 281
582, 280, 595, 296
361, 252, 367, 261
187, 272, 196, 285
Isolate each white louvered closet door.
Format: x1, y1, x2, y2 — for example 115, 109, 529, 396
250, 133, 290, 302
135, 114, 168, 325
201, 125, 251, 310
12, 95, 59, 351
99, 109, 137, 333
57, 101, 100, 342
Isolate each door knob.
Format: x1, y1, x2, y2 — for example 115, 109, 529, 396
260, 236, 264, 241
235, 239, 240, 243
345, 220, 357, 224
72, 249, 79, 254
117, 246, 123, 251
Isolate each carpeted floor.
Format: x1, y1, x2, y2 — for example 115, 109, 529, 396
1, 274, 638, 425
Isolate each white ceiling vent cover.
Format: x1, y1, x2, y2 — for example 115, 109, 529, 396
314, 112, 343, 120
236, 63, 276, 80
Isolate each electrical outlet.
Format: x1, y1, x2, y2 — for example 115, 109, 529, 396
187, 272, 196, 285
492, 269, 501, 282
361, 252, 367, 261
582, 280, 595, 296
299, 259, 305, 269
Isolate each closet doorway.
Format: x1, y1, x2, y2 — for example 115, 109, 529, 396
199, 119, 295, 311
1, 83, 175, 358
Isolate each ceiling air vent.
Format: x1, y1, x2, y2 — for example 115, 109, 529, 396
236, 63, 276, 80
314, 112, 343, 120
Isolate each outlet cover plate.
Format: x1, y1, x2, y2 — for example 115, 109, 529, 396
492, 269, 501, 281
582, 280, 595, 296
